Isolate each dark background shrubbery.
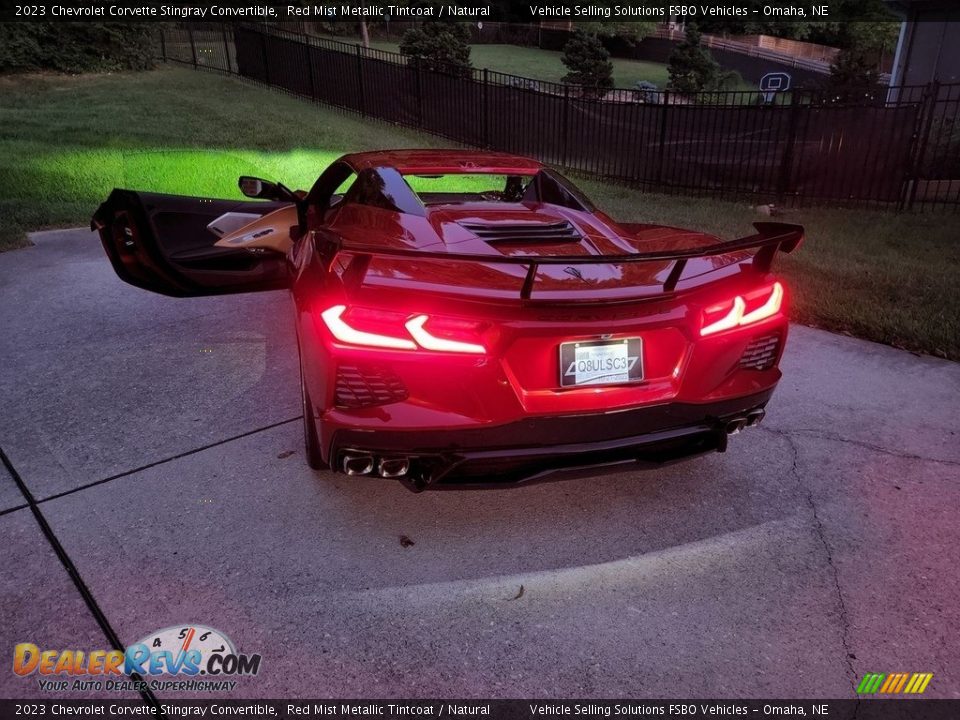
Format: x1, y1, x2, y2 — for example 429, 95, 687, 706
0, 23, 158, 73
399, 22, 472, 74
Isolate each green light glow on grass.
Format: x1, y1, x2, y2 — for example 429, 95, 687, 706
403, 174, 521, 195
0, 67, 453, 250
15, 148, 340, 203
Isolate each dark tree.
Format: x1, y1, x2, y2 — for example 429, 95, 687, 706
561, 30, 614, 100
825, 47, 882, 103
399, 22, 472, 74
0, 23, 157, 73
667, 23, 724, 95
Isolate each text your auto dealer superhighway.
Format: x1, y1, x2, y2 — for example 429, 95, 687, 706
48, 4, 276, 17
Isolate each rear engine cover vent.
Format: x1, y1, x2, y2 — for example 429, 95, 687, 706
460, 220, 581, 244
740, 334, 780, 371
335, 364, 408, 408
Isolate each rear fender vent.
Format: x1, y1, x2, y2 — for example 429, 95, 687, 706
740, 334, 780, 371
459, 220, 581, 244
335, 364, 408, 408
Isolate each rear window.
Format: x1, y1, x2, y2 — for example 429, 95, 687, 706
402, 173, 535, 205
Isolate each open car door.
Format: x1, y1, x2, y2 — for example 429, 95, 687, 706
91, 189, 293, 297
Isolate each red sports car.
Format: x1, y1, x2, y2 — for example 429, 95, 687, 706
92, 150, 802, 491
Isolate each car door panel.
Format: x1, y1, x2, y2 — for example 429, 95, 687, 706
92, 189, 292, 297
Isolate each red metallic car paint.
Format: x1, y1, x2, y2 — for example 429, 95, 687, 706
92, 149, 802, 490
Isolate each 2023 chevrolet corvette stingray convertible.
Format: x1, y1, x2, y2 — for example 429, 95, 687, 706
92, 149, 803, 491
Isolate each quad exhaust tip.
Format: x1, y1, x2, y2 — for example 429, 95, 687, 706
341, 452, 412, 479
725, 409, 766, 435
724, 408, 766, 435
726, 418, 748, 435
342, 453, 375, 476
378, 457, 410, 478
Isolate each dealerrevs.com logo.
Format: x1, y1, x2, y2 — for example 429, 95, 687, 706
13, 625, 262, 693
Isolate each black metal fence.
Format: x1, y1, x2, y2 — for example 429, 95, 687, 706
160, 23, 960, 211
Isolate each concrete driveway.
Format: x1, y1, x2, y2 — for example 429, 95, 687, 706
1, 229, 958, 700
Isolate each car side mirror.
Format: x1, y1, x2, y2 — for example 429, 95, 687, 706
238, 176, 298, 203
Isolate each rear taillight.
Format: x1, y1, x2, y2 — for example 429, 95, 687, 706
320, 305, 486, 354
700, 282, 784, 337
741, 282, 784, 325
405, 315, 485, 354
700, 297, 745, 336
321, 305, 416, 350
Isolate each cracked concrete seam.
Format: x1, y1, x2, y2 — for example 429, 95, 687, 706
762, 425, 959, 468
768, 426, 859, 696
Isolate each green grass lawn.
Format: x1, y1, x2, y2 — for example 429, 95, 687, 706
0, 67, 450, 253
1, 67, 956, 359
321, 37, 755, 91
476, 43, 676, 88
367, 39, 673, 88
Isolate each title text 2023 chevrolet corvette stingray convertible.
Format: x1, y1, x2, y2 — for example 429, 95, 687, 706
92, 150, 803, 491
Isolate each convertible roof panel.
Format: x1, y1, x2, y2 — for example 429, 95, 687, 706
340, 149, 544, 175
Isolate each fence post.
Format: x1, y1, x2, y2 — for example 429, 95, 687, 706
415, 58, 424, 128
187, 26, 198, 69
221, 24, 231, 74
261, 31, 270, 85
306, 38, 317, 101
777, 91, 802, 200
904, 80, 940, 211
159, 27, 167, 63
656, 90, 669, 184
357, 45, 367, 116
562, 84, 570, 166
482, 68, 489, 148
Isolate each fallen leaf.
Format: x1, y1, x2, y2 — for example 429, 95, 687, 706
277, 450, 295, 459
510, 585, 525, 601
399, 535, 415, 548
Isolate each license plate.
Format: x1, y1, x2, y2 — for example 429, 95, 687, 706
559, 338, 644, 388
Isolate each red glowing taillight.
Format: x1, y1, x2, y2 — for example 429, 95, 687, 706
405, 315, 485, 354
700, 282, 784, 337
320, 305, 486, 354
321, 305, 417, 350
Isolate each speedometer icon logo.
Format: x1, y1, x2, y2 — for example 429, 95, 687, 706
126, 624, 261, 679
134, 625, 236, 671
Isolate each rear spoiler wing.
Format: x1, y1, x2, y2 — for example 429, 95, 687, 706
319, 222, 803, 301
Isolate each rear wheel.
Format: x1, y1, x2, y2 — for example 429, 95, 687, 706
300, 361, 328, 471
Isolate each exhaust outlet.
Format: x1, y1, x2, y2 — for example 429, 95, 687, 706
746, 409, 765, 426
378, 457, 410, 478
342, 453, 375, 476
725, 417, 748, 435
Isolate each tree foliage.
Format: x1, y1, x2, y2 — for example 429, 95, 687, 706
667, 23, 729, 94
825, 47, 882, 102
399, 22, 472, 74
561, 29, 614, 99
820, 3, 895, 101
577, 20, 658, 43
0, 23, 157, 73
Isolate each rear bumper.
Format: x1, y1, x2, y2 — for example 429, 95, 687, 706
329, 388, 774, 490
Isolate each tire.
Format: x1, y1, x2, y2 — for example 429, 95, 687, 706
300, 363, 328, 471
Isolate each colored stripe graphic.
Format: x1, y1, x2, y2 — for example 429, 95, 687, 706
866, 673, 883, 694
909, 673, 934, 694
857, 673, 885, 693
893, 673, 909, 693
857, 672, 933, 694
